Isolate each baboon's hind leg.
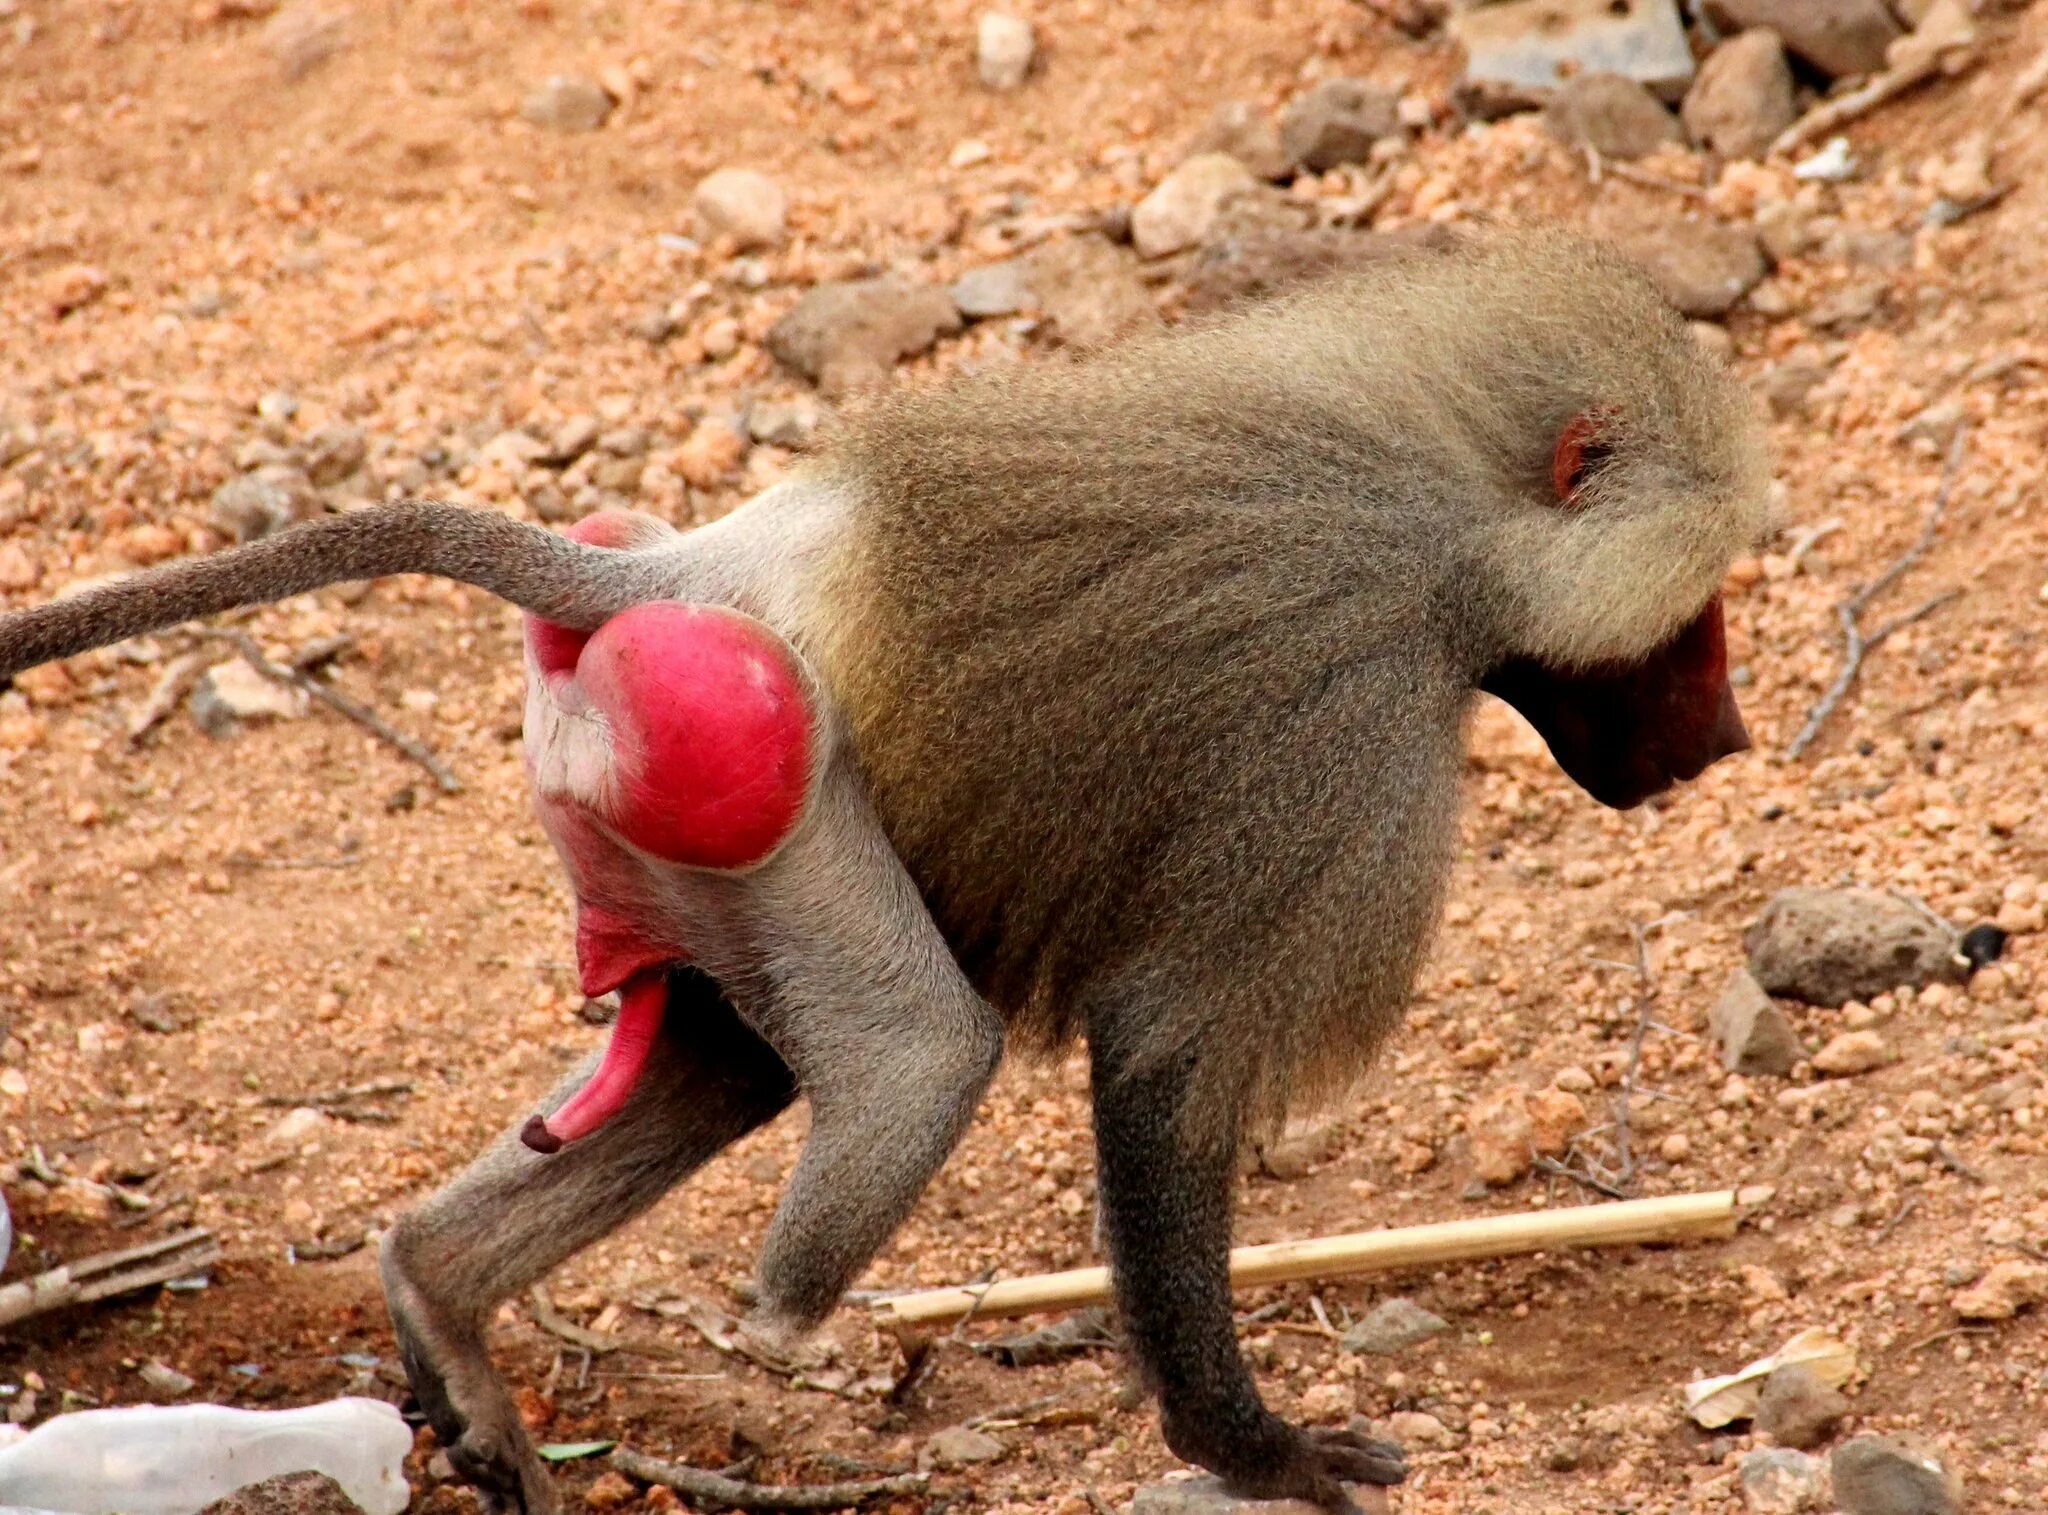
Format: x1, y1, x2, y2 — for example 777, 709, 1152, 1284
379, 969, 794, 1515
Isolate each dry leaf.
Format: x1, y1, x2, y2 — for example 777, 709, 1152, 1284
1683, 1326, 1858, 1429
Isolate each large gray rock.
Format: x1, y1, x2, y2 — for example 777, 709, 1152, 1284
767, 278, 963, 395
1745, 887, 1966, 1007
1683, 29, 1796, 159
1709, 969, 1806, 1076
1279, 78, 1401, 173
1831, 1434, 1963, 1515
1702, 1, 1900, 81
1544, 73, 1684, 160
1452, 0, 1694, 102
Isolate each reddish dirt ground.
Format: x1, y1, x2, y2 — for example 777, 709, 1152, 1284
2, 2, 2047, 1512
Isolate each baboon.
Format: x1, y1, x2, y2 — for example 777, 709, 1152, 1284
0, 231, 1767, 1513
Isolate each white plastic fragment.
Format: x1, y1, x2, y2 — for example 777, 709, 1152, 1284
1793, 137, 1859, 182
0, 1397, 411, 1515
1684, 1325, 1859, 1429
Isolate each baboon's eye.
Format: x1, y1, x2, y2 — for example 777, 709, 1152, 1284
1551, 412, 1614, 506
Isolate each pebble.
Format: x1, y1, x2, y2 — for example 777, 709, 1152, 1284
1131, 153, 1259, 260
0, 542, 38, 591
744, 397, 824, 449
1745, 887, 1966, 1007
693, 168, 787, 250
1184, 99, 1290, 181
674, 420, 748, 487
1710, 968, 1806, 1077
264, 2, 349, 82
1739, 1447, 1829, 1512
1279, 77, 1401, 173
1706, 0, 1900, 81
137, 1360, 197, 1397
580, 1471, 639, 1511
767, 277, 963, 395
950, 257, 1034, 319
1341, 1297, 1448, 1356
542, 415, 602, 466
300, 422, 367, 486
1896, 400, 1966, 450
210, 466, 319, 543
189, 658, 308, 735
1950, 1258, 2048, 1321
1544, 73, 1684, 160
1386, 1409, 1450, 1448
1756, 1362, 1849, 1450
265, 1106, 330, 1146
1830, 1433, 1962, 1515
1811, 1029, 1891, 1076
520, 74, 614, 133
1681, 28, 1796, 159
921, 1424, 1006, 1469
975, 12, 1036, 91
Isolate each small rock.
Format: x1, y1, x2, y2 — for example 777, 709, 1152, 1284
1682, 29, 1796, 159
1897, 400, 1965, 450
1830, 1434, 1961, 1515
138, 1359, 197, 1397
190, 659, 308, 735
1132, 1475, 1381, 1515
1544, 73, 1684, 160
1811, 1029, 1890, 1076
542, 416, 602, 467
210, 465, 319, 542
745, 397, 825, 449
300, 423, 367, 486
197, 1473, 365, 1515
521, 75, 614, 133
1185, 223, 1455, 313
1451, 0, 1695, 101
1526, 1087, 1587, 1153
1608, 216, 1765, 318
1185, 100, 1290, 181
1280, 78, 1401, 173
1690, 320, 1736, 363
1297, 1382, 1354, 1423
1710, 969, 1806, 1077
1703, 0, 1900, 82
1341, 1298, 1448, 1356
950, 258, 1034, 319
46, 262, 108, 316
921, 1425, 1006, 1470
693, 168, 787, 250
265, 1105, 330, 1146
1131, 153, 1260, 259
1745, 887, 1965, 1007
975, 12, 1036, 91
1466, 1085, 1537, 1186
264, 2, 348, 82
1739, 1447, 1829, 1513
1385, 1409, 1451, 1448
0, 542, 39, 592
1756, 1363, 1848, 1450
1951, 1258, 2048, 1321
581, 1471, 639, 1511
767, 277, 963, 395
675, 420, 748, 488
1023, 236, 1159, 348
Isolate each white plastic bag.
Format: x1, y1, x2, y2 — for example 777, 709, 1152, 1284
0, 1397, 411, 1515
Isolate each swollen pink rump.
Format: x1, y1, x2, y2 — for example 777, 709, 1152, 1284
518, 575, 815, 1156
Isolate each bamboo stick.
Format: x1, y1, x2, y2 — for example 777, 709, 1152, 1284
871, 1190, 1738, 1329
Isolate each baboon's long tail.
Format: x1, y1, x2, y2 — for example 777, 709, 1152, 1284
0, 501, 648, 679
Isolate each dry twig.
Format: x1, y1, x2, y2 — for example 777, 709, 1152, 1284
1581, 145, 1705, 199
0, 1227, 219, 1329
612, 1447, 927, 1509
1772, 56, 1943, 159
259, 1078, 413, 1109
529, 1287, 683, 1359
1784, 433, 1968, 760
204, 627, 461, 792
